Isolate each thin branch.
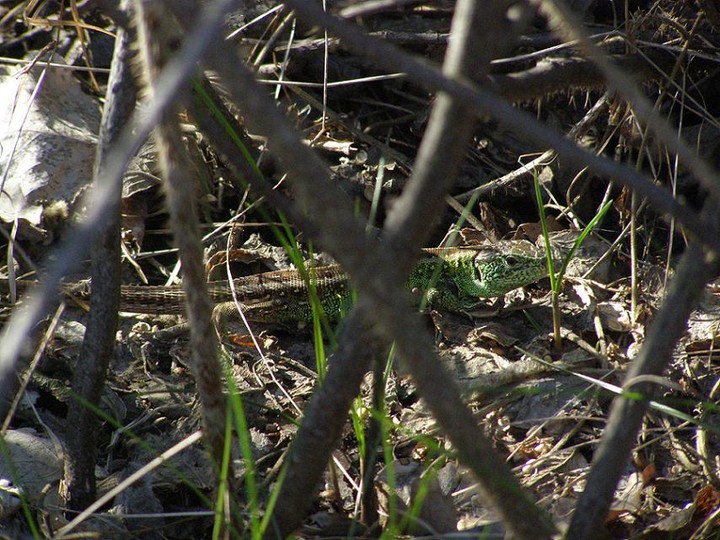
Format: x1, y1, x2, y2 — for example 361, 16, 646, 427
0, 0, 238, 413
282, 0, 720, 253
171, 1, 557, 537
62, 5, 134, 511
566, 201, 720, 539
534, 0, 720, 205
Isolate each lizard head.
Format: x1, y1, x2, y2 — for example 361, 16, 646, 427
472, 251, 549, 297
410, 246, 551, 311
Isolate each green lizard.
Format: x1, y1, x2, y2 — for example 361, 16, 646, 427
2, 245, 550, 325
3, 246, 551, 403
409, 247, 548, 311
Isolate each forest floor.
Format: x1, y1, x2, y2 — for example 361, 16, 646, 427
2, 1, 720, 538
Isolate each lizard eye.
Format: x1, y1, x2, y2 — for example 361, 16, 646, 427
505, 255, 521, 267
